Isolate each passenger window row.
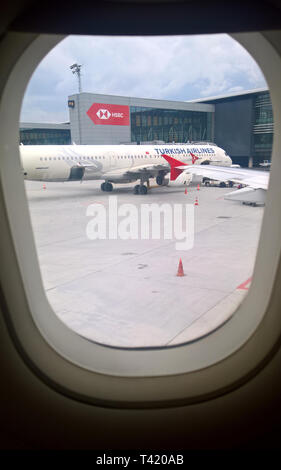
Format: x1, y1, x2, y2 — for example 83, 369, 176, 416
38, 154, 164, 161
39, 156, 106, 161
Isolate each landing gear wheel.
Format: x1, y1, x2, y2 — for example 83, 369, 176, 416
156, 175, 164, 186
219, 182, 226, 188
101, 182, 106, 191
139, 185, 148, 195
133, 184, 140, 194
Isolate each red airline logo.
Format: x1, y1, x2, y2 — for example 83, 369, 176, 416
190, 152, 199, 164
87, 103, 130, 126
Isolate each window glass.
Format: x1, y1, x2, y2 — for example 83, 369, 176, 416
21, 34, 270, 348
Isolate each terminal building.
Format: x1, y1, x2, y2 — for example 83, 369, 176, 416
192, 88, 273, 167
19, 88, 273, 168
19, 122, 71, 145
67, 93, 214, 145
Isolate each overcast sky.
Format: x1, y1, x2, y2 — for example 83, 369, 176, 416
20, 34, 267, 123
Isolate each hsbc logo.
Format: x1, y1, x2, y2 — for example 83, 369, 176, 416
96, 109, 111, 120
87, 103, 130, 126
96, 109, 125, 120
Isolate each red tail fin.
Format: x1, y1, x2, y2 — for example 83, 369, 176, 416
161, 154, 187, 181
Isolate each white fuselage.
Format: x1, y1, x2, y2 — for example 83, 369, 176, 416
20, 143, 232, 183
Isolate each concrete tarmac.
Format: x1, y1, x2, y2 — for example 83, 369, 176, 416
25, 180, 265, 347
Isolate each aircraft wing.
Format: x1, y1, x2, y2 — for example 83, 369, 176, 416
76, 161, 100, 169
177, 164, 269, 205
124, 162, 169, 177
161, 153, 270, 205
62, 159, 101, 170
176, 164, 269, 190
103, 163, 169, 181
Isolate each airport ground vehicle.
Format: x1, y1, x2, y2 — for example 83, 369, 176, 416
203, 178, 234, 187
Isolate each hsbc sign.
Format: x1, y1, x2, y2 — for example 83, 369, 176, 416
95, 109, 125, 120
96, 109, 112, 120
87, 103, 130, 126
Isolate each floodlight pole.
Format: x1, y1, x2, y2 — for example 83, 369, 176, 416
70, 63, 82, 93
69, 63, 83, 144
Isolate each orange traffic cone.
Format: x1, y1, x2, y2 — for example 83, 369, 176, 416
184, 187, 188, 195
194, 197, 199, 206
197, 184, 200, 191
176, 258, 185, 277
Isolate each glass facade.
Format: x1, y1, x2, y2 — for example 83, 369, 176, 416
20, 128, 71, 145
253, 92, 274, 163
254, 92, 273, 125
130, 106, 213, 143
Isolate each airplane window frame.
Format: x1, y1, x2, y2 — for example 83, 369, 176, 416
0, 31, 281, 407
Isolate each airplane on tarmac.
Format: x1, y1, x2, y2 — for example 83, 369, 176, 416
162, 153, 270, 205
19, 142, 232, 194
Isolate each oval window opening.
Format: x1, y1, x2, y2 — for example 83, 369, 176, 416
20, 34, 271, 348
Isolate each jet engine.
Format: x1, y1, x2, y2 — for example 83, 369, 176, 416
164, 172, 202, 187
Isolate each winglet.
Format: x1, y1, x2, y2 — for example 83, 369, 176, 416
161, 154, 188, 181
